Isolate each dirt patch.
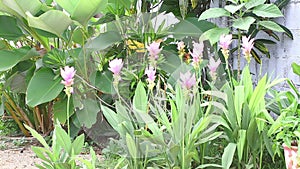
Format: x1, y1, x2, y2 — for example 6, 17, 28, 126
0, 136, 103, 169
0, 137, 41, 169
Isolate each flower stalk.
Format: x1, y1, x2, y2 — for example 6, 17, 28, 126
60, 66, 76, 136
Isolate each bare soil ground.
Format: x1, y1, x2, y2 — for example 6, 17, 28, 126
0, 136, 42, 169
0, 136, 102, 169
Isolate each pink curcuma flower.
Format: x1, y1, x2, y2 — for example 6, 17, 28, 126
147, 41, 162, 59
180, 71, 196, 90
191, 41, 204, 57
145, 66, 156, 83
208, 58, 221, 73
241, 36, 254, 63
208, 58, 221, 81
219, 34, 232, 50
60, 66, 76, 87
108, 58, 123, 75
190, 41, 204, 68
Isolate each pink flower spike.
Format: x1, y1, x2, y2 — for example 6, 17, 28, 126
192, 41, 204, 57
219, 34, 232, 50
145, 66, 156, 82
180, 71, 196, 90
60, 66, 76, 87
242, 36, 254, 55
208, 58, 221, 73
108, 58, 124, 75
147, 41, 161, 59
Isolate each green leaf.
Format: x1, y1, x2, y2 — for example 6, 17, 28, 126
254, 40, 269, 55
159, 50, 181, 74
249, 75, 267, 112
75, 99, 100, 128
233, 17, 255, 31
169, 18, 215, 39
292, 62, 300, 76
237, 130, 246, 162
53, 97, 74, 124
0, 47, 38, 72
133, 81, 147, 114
227, 0, 239, 4
196, 164, 223, 168
278, 23, 293, 40
253, 4, 283, 18
224, 4, 245, 14
26, 10, 72, 37
101, 105, 120, 132
2, 0, 42, 18
199, 8, 230, 20
0, 50, 23, 71
93, 70, 115, 94
275, 0, 290, 10
24, 124, 50, 149
31, 147, 52, 163
55, 0, 107, 26
250, 49, 262, 64
245, 0, 266, 10
258, 21, 284, 32
26, 68, 64, 107
234, 86, 244, 127
200, 27, 230, 45
222, 143, 236, 169
0, 15, 23, 40
72, 134, 84, 155
54, 124, 72, 154
126, 133, 137, 158
85, 31, 122, 51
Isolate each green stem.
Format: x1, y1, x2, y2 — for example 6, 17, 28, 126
237, 29, 241, 81
259, 139, 263, 169
23, 23, 50, 51
182, 138, 185, 169
67, 95, 71, 137
226, 60, 234, 88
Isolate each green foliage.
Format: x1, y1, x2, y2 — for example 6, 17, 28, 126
292, 62, 300, 76
27, 10, 73, 37
210, 66, 285, 168
25, 123, 98, 169
55, 0, 107, 26
26, 68, 64, 107
0, 118, 20, 136
0, 15, 23, 40
102, 77, 222, 168
267, 80, 300, 158
199, 0, 291, 64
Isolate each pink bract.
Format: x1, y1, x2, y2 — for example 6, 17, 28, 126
219, 34, 232, 50
180, 71, 196, 90
108, 58, 124, 75
242, 36, 254, 55
191, 41, 203, 57
147, 41, 161, 59
208, 58, 221, 73
145, 66, 156, 82
60, 66, 76, 87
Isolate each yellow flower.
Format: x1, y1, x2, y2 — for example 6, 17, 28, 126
127, 40, 146, 53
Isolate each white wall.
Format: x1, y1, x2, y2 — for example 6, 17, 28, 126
249, 0, 300, 88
